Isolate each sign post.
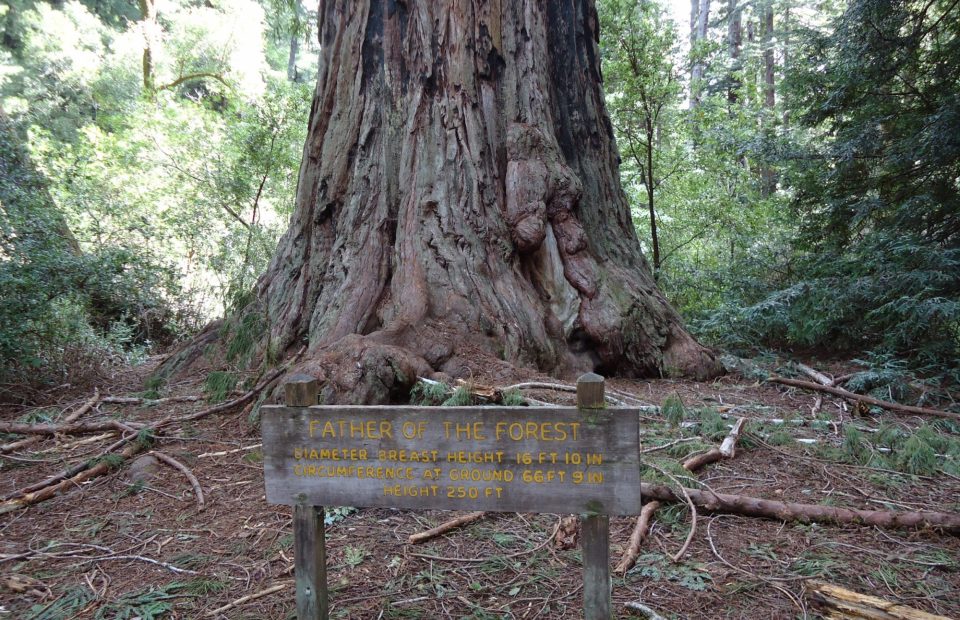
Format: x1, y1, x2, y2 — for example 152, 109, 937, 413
283, 374, 328, 620
577, 373, 611, 620
264, 373, 640, 619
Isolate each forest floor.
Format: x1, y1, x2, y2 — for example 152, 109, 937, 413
1, 355, 959, 620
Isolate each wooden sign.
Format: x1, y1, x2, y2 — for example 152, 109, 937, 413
262, 404, 642, 515
264, 373, 634, 620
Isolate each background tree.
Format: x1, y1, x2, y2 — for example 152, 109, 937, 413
601, 0, 682, 277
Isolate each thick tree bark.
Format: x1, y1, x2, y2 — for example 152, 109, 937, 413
228, 1, 719, 402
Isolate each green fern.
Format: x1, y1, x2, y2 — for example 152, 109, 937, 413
204, 371, 237, 404
661, 394, 686, 427
409, 380, 450, 405
500, 389, 526, 406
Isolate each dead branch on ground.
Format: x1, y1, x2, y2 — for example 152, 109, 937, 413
0, 440, 146, 514
408, 511, 487, 544
102, 395, 202, 405
768, 376, 960, 421
616, 417, 747, 573
150, 450, 205, 509
640, 483, 960, 534
805, 579, 952, 619
1, 389, 101, 454
205, 582, 291, 617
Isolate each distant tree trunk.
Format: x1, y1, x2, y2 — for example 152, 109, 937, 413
287, 34, 299, 82
138, 0, 156, 94
171, 0, 720, 402
690, 0, 712, 107
781, 4, 790, 125
760, 2, 776, 194
644, 116, 660, 276
762, 3, 775, 109
727, 0, 741, 105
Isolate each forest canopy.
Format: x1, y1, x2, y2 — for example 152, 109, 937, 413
1, 0, 958, 397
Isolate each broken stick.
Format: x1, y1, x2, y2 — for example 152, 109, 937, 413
805, 579, 953, 619
408, 511, 487, 544
616, 417, 747, 573
151, 450, 205, 509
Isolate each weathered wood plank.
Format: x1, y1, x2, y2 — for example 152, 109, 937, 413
262, 405, 642, 515
285, 374, 319, 407
582, 514, 611, 620
294, 502, 328, 620
578, 373, 612, 620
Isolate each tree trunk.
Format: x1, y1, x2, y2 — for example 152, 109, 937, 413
208, 1, 719, 403
762, 3, 775, 109
138, 0, 157, 94
287, 34, 300, 82
644, 116, 659, 276
690, 0, 711, 107
760, 2, 776, 194
727, 0, 741, 105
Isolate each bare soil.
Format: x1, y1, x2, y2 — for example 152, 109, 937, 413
1, 357, 958, 619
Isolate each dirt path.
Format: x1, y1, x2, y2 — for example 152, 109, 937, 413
1, 360, 958, 619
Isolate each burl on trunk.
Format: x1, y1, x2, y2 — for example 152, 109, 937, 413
217, 1, 718, 402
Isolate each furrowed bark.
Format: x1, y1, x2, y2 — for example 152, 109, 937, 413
175, 0, 724, 404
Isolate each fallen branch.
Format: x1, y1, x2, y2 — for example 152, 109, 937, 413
624, 601, 668, 620
616, 418, 747, 573
408, 511, 487, 544
166, 348, 304, 426
197, 443, 262, 458
805, 579, 952, 619
2, 429, 139, 501
205, 582, 291, 617
640, 483, 960, 534
150, 450, 205, 509
0, 440, 146, 514
0, 389, 100, 453
796, 363, 834, 387
615, 503, 658, 574
768, 376, 960, 421
102, 395, 202, 406
681, 417, 747, 471
644, 462, 697, 562
0, 419, 137, 436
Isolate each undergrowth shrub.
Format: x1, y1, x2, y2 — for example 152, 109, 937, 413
695, 234, 960, 389
1, 114, 191, 392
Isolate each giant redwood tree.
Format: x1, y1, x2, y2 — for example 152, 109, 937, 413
176, 0, 720, 402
